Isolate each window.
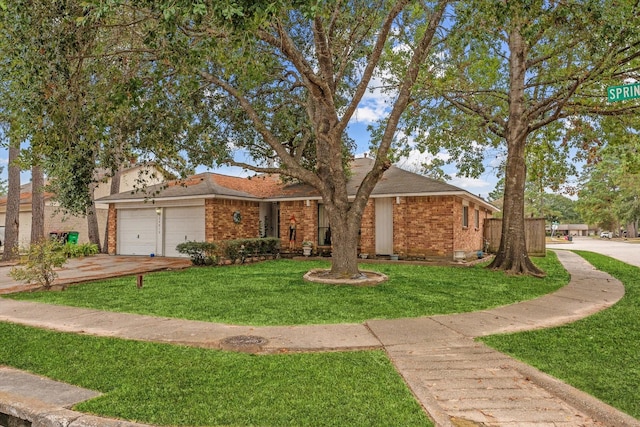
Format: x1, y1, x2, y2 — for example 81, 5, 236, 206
474, 209, 480, 229
317, 204, 331, 245
462, 206, 469, 228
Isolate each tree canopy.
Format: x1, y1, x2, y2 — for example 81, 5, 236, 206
39, 0, 449, 277
577, 116, 640, 235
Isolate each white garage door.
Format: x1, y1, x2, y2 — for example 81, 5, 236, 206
163, 206, 205, 257
118, 209, 158, 255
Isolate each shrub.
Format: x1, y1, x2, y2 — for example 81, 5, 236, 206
62, 243, 99, 258
221, 238, 280, 263
10, 239, 67, 290
176, 241, 219, 266
177, 239, 280, 266
221, 240, 244, 264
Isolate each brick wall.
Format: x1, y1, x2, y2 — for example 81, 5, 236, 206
279, 200, 317, 249
359, 200, 375, 254
392, 196, 456, 257
107, 195, 492, 258
384, 196, 492, 258
107, 204, 117, 255
393, 197, 408, 255
452, 199, 491, 256
205, 199, 260, 241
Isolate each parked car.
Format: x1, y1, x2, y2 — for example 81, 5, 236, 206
600, 231, 612, 238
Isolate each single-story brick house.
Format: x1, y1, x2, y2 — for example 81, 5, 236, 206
97, 157, 498, 259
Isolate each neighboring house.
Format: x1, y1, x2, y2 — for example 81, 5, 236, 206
547, 223, 595, 237
0, 165, 163, 249
98, 157, 498, 259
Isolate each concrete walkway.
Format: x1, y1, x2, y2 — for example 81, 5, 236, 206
0, 251, 639, 426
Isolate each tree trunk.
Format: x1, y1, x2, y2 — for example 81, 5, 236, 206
325, 202, 363, 278
30, 164, 45, 243
87, 184, 101, 247
102, 168, 121, 253
487, 23, 544, 277
3, 144, 21, 261
487, 133, 544, 276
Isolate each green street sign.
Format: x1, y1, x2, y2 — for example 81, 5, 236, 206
607, 82, 640, 102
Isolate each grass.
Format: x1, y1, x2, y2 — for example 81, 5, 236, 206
481, 251, 640, 419
5, 255, 568, 325
0, 322, 431, 426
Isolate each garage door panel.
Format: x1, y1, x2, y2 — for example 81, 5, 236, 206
164, 207, 205, 257
118, 209, 157, 255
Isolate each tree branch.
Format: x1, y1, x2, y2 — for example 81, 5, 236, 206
334, 0, 411, 136
198, 70, 322, 186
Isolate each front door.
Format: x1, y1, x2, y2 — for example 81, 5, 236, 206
375, 198, 393, 255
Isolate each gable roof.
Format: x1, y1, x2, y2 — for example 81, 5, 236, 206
351, 157, 474, 196
97, 172, 285, 202
0, 182, 55, 207
96, 157, 498, 212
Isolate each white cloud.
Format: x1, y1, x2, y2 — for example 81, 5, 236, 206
352, 106, 386, 123
350, 76, 394, 125
448, 173, 496, 199
395, 148, 450, 171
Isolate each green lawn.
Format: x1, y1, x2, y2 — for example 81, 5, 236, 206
0, 322, 431, 426
6, 255, 567, 325
481, 251, 640, 419
0, 252, 579, 426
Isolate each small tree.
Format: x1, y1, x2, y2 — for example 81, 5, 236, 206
10, 239, 67, 290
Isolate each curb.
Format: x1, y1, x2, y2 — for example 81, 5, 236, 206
0, 392, 153, 427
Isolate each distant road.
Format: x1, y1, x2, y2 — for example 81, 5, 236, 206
547, 236, 640, 268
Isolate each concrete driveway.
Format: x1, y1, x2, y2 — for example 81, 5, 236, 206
547, 236, 640, 268
0, 255, 192, 295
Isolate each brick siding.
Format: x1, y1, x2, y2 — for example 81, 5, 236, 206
108, 195, 491, 258
107, 204, 117, 255
279, 200, 317, 249
359, 201, 375, 254
205, 199, 260, 241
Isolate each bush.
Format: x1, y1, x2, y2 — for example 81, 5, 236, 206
178, 238, 280, 266
176, 241, 219, 266
221, 238, 280, 263
62, 243, 100, 258
10, 239, 67, 290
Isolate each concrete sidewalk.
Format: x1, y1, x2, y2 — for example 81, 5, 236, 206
1, 251, 638, 426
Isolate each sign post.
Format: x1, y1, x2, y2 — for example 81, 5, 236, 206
607, 82, 640, 102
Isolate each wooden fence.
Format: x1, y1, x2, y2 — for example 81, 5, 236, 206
484, 218, 546, 257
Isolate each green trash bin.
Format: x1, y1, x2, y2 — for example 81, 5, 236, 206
67, 231, 79, 244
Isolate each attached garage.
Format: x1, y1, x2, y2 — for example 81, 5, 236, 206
163, 206, 205, 257
116, 204, 205, 257
117, 208, 158, 256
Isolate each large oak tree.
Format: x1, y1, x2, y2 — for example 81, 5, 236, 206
98, 0, 451, 278
410, 0, 640, 275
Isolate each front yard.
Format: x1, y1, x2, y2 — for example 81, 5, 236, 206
5, 255, 567, 325
2, 252, 638, 424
